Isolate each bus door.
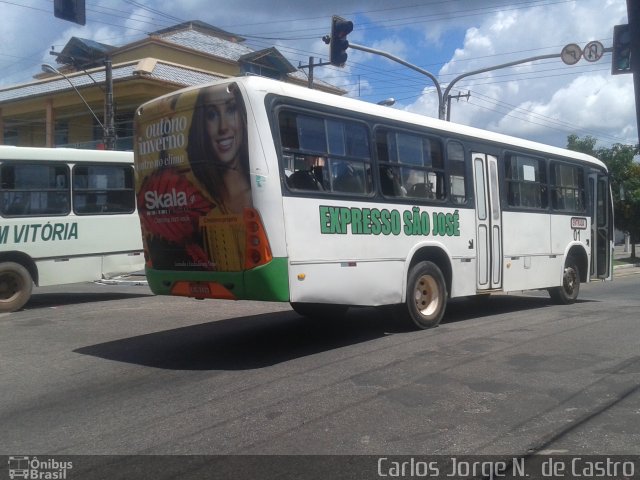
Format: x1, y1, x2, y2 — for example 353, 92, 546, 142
472, 153, 503, 291
589, 172, 612, 279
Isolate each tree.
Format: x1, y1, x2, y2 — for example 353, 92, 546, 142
567, 134, 597, 156
567, 135, 640, 258
615, 161, 640, 258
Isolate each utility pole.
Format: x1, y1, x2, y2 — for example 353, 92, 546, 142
298, 56, 331, 89
48, 49, 117, 149
446, 91, 471, 121
104, 57, 116, 150
627, 0, 640, 146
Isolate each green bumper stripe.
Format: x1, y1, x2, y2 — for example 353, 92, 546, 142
145, 257, 290, 302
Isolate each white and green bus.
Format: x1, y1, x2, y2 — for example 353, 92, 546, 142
0, 146, 144, 312
134, 76, 613, 329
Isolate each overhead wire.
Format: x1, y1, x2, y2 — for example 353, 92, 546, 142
0, 0, 630, 144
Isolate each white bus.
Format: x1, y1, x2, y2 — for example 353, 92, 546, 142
134, 76, 613, 329
0, 146, 144, 312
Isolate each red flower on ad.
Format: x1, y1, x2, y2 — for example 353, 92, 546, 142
137, 167, 211, 244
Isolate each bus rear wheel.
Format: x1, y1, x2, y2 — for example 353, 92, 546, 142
0, 262, 33, 313
548, 258, 580, 305
290, 302, 348, 320
400, 261, 447, 330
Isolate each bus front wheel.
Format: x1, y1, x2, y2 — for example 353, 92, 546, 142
401, 261, 447, 330
548, 258, 580, 305
0, 262, 33, 313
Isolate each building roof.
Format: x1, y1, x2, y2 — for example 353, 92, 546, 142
0, 20, 342, 104
0, 61, 224, 104
153, 27, 254, 62
152, 20, 245, 43
240, 48, 297, 74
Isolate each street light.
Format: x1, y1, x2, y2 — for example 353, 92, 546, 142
377, 98, 396, 107
41, 63, 114, 149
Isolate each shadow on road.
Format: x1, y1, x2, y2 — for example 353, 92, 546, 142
443, 294, 594, 324
23, 291, 153, 310
74, 293, 584, 371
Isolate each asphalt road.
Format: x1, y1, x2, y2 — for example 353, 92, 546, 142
1, 270, 639, 473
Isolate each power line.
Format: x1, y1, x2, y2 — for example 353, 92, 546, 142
1, 0, 630, 145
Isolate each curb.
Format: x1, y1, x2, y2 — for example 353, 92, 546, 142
95, 274, 148, 286
613, 262, 640, 271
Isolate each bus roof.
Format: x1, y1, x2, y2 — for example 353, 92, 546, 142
0, 145, 133, 163
138, 75, 608, 171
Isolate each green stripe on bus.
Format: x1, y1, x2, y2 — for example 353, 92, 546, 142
145, 257, 290, 302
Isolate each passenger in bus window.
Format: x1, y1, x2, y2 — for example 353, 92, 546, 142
287, 155, 325, 190
187, 83, 251, 215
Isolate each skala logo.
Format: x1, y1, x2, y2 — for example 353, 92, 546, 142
144, 189, 188, 210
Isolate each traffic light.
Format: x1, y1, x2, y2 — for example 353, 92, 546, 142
54, 0, 86, 25
330, 15, 353, 67
611, 24, 631, 75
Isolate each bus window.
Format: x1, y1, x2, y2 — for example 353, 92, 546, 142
447, 141, 467, 204
73, 164, 136, 214
279, 110, 372, 195
296, 115, 326, 154
550, 162, 585, 213
376, 128, 445, 201
505, 154, 547, 209
0, 163, 70, 216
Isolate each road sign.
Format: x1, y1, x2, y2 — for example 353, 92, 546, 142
561, 44, 582, 65
584, 41, 605, 62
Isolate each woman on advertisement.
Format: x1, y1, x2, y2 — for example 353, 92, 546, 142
137, 82, 251, 271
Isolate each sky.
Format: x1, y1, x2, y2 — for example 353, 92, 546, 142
0, 0, 635, 149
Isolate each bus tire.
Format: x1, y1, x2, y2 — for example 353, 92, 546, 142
290, 302, 348, 320
548, 257, 580, 305
0, 262, 33, 313
401, 261, 447, 330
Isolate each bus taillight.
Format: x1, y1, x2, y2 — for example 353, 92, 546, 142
244, 208, 272, 269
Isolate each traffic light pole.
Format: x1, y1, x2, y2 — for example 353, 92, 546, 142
348, 44, 561, 121
331, 17, 618, 123
627, 0, 640, 146
442, 53, 561, 120
348, 43, 445, 119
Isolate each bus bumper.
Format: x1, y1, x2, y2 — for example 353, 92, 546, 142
145, 257, 290, 302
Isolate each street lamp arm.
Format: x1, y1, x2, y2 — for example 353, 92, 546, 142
442, 53, 560, 120
41, 63, 105, 129
349, 43, 445, 119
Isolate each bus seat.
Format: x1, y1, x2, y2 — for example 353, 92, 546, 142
334, 169, 364, 193
408, 183, 433, 198
380, 167, 403, 197
5, 197, 29, 215
312, 166, 324, 186
287, 170, 323, 191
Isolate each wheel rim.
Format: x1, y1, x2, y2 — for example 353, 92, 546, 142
413, 275, 440, 319
0, 272, 21, 302
563, 266, 577, 296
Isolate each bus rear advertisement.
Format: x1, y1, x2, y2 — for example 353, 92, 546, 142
135, 82, 286, 304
